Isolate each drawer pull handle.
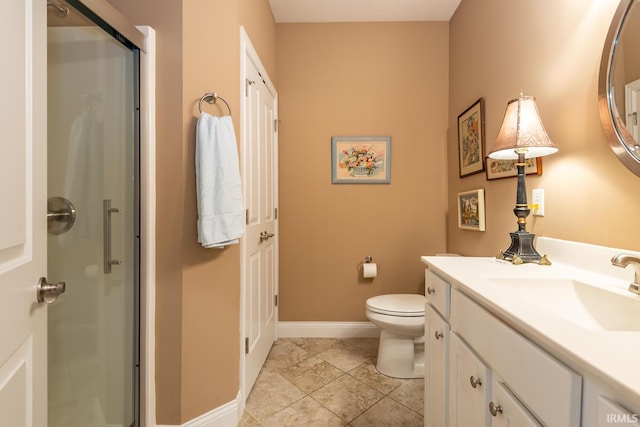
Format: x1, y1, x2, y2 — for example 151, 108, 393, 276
434, 331, 444, 340
427, 287, 436, 295
469, 376, 482, 388
489, 402, 503, 416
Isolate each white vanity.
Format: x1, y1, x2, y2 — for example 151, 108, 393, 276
423, 238, 640, 426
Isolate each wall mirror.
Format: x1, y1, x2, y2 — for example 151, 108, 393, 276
599, 0, 640, 176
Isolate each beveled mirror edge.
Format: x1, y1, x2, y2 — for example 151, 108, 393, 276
598, 0, 640, 176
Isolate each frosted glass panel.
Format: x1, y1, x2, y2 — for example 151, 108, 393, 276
47, 3, 138, 426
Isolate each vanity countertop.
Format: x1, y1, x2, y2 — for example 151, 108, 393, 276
421, 254, 640, 406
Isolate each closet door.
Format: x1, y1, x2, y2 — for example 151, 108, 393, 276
241, 28, 279, 397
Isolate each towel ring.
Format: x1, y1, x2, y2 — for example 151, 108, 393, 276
198, 92, 232, 116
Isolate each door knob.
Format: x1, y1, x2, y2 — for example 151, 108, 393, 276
469, 376, 482, 388
47, 196, 76, 235
489, 401, 503, 416
259, 231, 275, 242
36, 277, 66, 304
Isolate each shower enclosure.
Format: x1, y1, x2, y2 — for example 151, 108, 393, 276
46, 1, 140, 426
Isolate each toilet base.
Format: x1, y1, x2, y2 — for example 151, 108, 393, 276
375, 330, 425, 379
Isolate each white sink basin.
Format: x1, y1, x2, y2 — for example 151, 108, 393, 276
488, 278, 640, 332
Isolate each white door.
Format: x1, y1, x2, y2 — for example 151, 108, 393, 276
241, 29, 279, 396
625, 78, 640, 141
0, 0, 47, 426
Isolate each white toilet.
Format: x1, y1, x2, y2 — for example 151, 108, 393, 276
366, 294, 426, 379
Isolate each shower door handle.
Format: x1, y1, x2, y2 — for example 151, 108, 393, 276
103, 199, 122, 274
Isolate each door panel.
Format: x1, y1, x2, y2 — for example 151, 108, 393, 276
243, 35, 278, 394
0, 0, 47, 426
47, 3, 138, 426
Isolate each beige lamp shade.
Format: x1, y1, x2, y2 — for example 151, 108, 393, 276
488, 94, 558, 160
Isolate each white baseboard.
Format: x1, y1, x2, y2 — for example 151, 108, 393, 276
277, 321, 381, 338
156, 391, 240, 427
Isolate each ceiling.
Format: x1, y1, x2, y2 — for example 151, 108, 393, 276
268, 0, 462, 23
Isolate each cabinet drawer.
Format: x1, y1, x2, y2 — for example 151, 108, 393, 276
426, 304, 449, 427
425, 269, 450, 318
450, 288, 581, 427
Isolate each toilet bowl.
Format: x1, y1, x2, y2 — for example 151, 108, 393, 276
365, 294, 426, 379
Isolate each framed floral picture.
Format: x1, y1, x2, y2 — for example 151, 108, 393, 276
331, 136, 391, 184
458, 98, 486, 177
486, 157, 543, 180
457, 189, 486, 231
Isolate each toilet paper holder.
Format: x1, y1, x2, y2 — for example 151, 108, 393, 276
357, 256, 373, 270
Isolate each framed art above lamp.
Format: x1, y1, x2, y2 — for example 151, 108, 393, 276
488, 93, 558, 265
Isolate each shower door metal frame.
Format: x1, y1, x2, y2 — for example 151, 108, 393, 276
50, 1, 142, 425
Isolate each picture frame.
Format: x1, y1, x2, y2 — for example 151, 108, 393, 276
331, 136, 391, 184
458, 98, 486, 177
485, 157, 543, 180
457, 189, 486, 231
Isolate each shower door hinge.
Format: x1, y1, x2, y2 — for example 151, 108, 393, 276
245, 337, 249, 354
274, 208, 278, 220
274, 119, 278, 132
274, 295, 278, 307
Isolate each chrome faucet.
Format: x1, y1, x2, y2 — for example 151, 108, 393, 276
611, 253, 640, 295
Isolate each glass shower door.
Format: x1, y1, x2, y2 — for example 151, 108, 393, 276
47, 2, 139, 426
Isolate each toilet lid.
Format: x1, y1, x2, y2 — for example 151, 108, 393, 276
366, 294, 426, 317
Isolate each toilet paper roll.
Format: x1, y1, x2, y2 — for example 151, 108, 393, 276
362, 263, 377, 278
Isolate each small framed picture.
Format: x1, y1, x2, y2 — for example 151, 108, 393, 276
486, 157, 543, 180
331, 136, 391, 184
457, 189, 486, 231
457, 98, 486, 177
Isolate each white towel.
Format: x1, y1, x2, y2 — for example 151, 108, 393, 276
196, 113, 245, 248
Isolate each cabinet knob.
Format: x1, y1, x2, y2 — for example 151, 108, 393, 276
469, 376, 482, 389
427, 287, 436, 295
434, 331, 444, 340
489, 401, 503, 416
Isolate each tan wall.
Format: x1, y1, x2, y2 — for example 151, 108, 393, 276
96, 0, 640, 423
276, 22, 449, 321
107, 0, 275, 424
447, 0, 640, 256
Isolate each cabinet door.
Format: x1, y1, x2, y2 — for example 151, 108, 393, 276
449, 332, 491, 427
426, 304, 449, 427
490, 380, 542, 427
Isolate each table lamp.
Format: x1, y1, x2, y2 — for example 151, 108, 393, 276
488, 93, 558, 265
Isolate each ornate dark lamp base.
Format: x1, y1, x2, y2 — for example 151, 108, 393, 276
497, 230, 551, 265
489, 93, 558, 266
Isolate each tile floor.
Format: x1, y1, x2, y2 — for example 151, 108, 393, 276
239, 338, 424, 427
